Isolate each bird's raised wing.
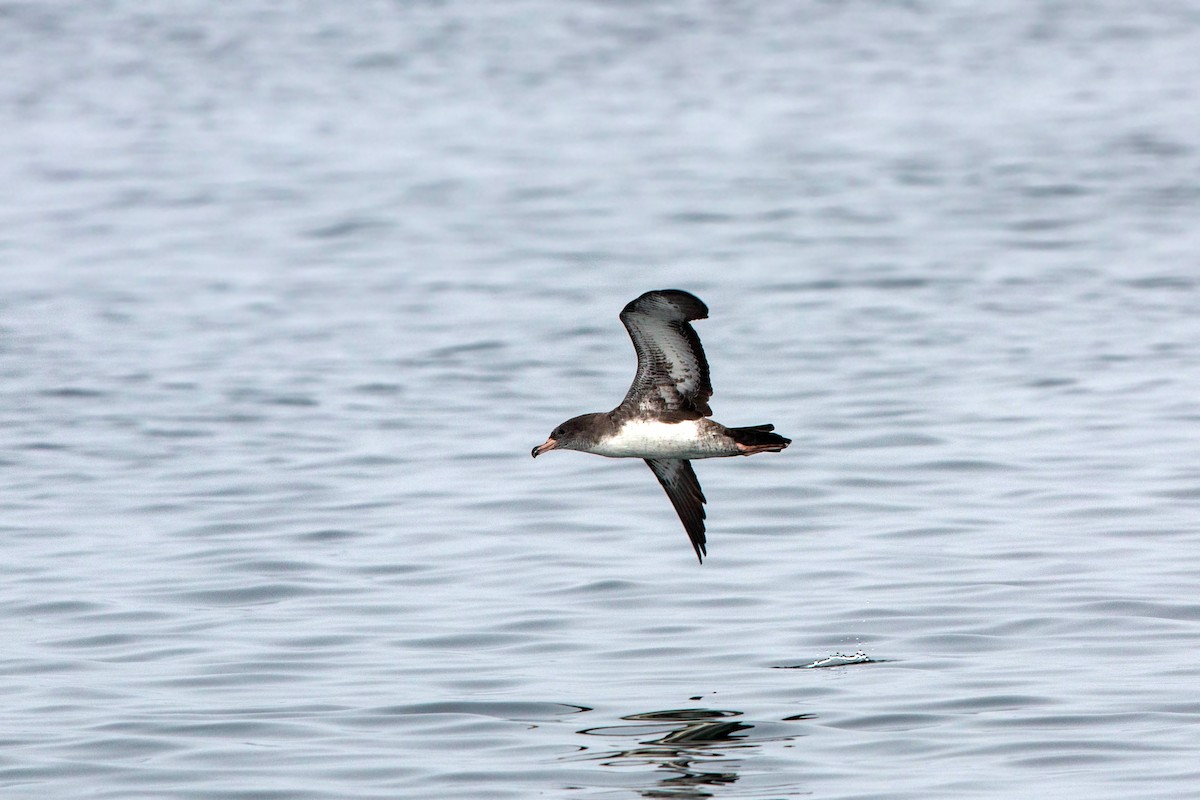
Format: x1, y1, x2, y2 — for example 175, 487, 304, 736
617, 290, 712, 419
644, 458, 708, 563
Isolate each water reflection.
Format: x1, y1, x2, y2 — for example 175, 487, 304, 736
571, 708, 809, 799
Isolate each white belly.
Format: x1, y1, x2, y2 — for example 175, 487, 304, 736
587, 419, 732, 459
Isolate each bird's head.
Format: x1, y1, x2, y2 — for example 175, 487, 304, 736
531, 413, 604, 458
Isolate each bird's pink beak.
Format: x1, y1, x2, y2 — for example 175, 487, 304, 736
531, 438, 557, 458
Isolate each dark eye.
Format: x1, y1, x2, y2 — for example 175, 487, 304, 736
554, 427, 565, 437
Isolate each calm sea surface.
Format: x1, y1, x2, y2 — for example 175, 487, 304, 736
4, 2, 1200, 797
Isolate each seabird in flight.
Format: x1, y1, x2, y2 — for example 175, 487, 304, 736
532, 289, 790, 563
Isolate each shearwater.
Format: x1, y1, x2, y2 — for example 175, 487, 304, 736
532, 289, 790, 563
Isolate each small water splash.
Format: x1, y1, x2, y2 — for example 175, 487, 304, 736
774, 652, 881, 669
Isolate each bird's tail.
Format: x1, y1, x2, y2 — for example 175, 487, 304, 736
729, 423, 790, 454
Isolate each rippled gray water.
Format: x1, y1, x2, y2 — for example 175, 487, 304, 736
4, 2, 1200, 797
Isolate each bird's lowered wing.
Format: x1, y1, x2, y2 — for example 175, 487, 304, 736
644, 457, 708, 562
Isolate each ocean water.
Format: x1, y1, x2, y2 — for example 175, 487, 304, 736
3, 1, 1200, 797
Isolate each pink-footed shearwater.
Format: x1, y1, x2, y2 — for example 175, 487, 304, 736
532, 289, 790, 563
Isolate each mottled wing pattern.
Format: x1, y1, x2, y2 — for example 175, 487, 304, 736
618, 290, 713, 418
644, 458, 708, 562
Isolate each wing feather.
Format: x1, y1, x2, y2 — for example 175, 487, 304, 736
618, 290, 713, 418
644, 458, 708, 563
